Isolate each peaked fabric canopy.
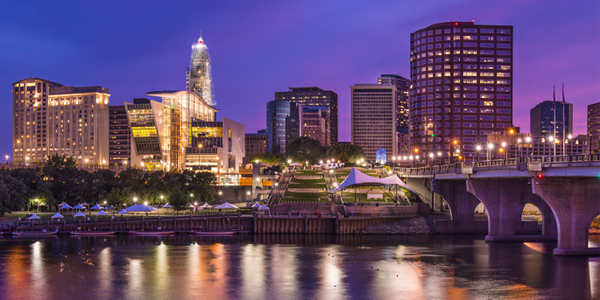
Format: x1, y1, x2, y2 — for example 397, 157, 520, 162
59, 204, 72, 209
214, 202, 238, 209
80, 202, 89, 206
258, 205, 270, 210
96, 210, 108, 216
73, 211, 86, 218
252, 202, 260, 208
90, 204, 103, 210
163, 203, 172, 208
118, 209, 129, 214
72, 204, 85, 210
125, 204, 157, 212
51, 212, 64, 219
29, 213, 41, 220
328, 168, 416, 193
59, 201, 68, 206
201, 202, 212, 208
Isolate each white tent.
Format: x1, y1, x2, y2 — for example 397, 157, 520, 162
90, 204, 103, 210
80, 202, 89, 207
124, 204, 157, 212
28, 213, 41, 220
59, 201, 68, 206
200, 202, 211, 208
72, 203, 85, 210
163, 203, 172, 208
214, 202, 238, 209
189, 203, 196, 208
59, 204, 72, 210
328, 168, 416, 193
258, 205, 270, 210
118, 209, 128, 214
252, 202, 261, 208
51, 212, 64, 219
73, 211, 86, 218
96, 210, 108, 216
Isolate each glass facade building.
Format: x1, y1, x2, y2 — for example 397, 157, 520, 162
266, 100, 299, 154
410, 21, 514, 162
378, 74, 410, 132
530, 100, 573, 141
186, 36, 215, 107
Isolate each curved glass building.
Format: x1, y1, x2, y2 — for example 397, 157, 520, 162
267, 100, 299, 154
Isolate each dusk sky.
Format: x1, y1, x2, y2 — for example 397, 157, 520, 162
1, 0, 598, 158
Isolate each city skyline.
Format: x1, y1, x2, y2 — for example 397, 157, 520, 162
1, 0, 599, 160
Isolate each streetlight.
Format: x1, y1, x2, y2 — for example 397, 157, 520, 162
476, 145, 481, 163
287, 159, 291, 164
501, 142, 507, 160
5, 154, 8, 165
548, 136, 555, 157
487, 143, 494, 161
566, 134, 573, 156
517, 139, 522, 158
144, 201, 148, 206
133, 197, 137, 203
429, 153, 434, 165
35, 198, 39, 212
525, 137, 532, 157
85, 158, 89, 167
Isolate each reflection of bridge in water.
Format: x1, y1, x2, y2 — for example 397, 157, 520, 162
397, 154, 600, 256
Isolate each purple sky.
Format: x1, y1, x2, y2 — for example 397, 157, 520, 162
1, 0, 599, 158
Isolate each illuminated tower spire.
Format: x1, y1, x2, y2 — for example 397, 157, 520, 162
186, 33, 215, 107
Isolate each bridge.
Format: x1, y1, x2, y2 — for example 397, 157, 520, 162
395, 154, 600, 256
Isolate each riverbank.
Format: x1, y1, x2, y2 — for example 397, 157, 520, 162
357, 214, 450, 235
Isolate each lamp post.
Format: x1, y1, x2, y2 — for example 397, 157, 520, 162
5, 153, 8, 165
476, 145, 481, 164
409, 155, 413, 168
566, 134, 572, 156
525, 137, 531, 157
35, 198, 39, 212
501, 142, 507, 160
516, 139, 522, 159
487, 143, 494, 161
429, 153, 434, 166
133, 197, 137, 204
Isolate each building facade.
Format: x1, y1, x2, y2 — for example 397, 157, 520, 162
530, 100, 573, 141
409, 21, 514, 163
244, 130, 268, 164
186, 35, 215, 107
109, 105, 131, 167
274, 87, 338, 146
300, 106, 329, 146
266, 100, 299, 154
378, 74, 410, 132
351, 83, 397, 161
587, 102, 600, 152
12, 78, 110, 166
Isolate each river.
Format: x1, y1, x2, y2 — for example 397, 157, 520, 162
0, 234, 598, 300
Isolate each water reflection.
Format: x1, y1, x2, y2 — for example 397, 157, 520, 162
0, 235, 597, 299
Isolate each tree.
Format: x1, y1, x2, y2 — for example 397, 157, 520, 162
168, 186, 190, 214
43, 154, 77, 172
326, 143, 365, 163
247, 152, 284, 165
0, 173, 28, 215
286, 136, 326, 165
106, 187, 132, 210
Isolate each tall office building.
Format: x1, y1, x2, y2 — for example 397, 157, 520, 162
409, 22, 513, 162
12, 78, 110, 166
378, 74, 410, 131
530, 100, 573, 141
109, 105, 131, 167
186, 35, 215, 107
351, 83, 397, 161
588, 102, 600, 152
266, 100, 299, 154
274, 87, 338, 146
300, 106, 329, 146
245, 130, 268, 164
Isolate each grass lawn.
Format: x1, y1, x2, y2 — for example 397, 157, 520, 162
282, 191, 329, 203
294, 170, 323, 176
289, 178, 326, 188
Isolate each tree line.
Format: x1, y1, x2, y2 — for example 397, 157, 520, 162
248, 136, 365, 165
0, 154, 215, 216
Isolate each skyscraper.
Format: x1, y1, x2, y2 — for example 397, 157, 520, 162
12, 78, 110, 166
109, 105, 131, 167
351, 83, 397, 161
587, 102, 600, 152
274, 87, 338, 146
409, 22, 513, 162
266, 100, 299, 154
530, 100, 573, 141
186, 35, 215, 107
378, 74, 410, 132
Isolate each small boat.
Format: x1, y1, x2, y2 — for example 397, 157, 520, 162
128, 231, 175, 236
70, 231, 116, 236
192, 231, 236, 236
12, 231, 58, 236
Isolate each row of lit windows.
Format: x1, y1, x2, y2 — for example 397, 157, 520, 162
415, 57, 511, 65
412, 50, 511, 58
415, 43, 511, 52
415, 28, 511, 37
415, 35, 511, 44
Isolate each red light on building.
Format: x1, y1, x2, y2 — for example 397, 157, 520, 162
537, 174, 543, 179
454, 22, 458, 26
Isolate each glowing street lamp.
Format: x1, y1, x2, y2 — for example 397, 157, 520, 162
476, 145, 482, 163
133, 197, 138, 203
487, 143, 494, 161
501, 142, 507, 159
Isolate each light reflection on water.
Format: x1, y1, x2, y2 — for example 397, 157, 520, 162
0, 235, 598, 300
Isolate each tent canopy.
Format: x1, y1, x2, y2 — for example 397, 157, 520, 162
258, 205, 270, 210
90, 204, 102, 210
124, 204, 157, 212
252, 202, 260, 208
59, 204, 72, 209
327, 168, 416, 193
73, 211, 86, 218
96, 210, 108, 216
214, 202, 238, 209
72, 204, 85, 210
201, 202, 211, 208
163, 203, 172, 208
51, 212, 64, 219
29, 213, 41, 220
80, 202, 89, 206
118, 209, 128, 214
